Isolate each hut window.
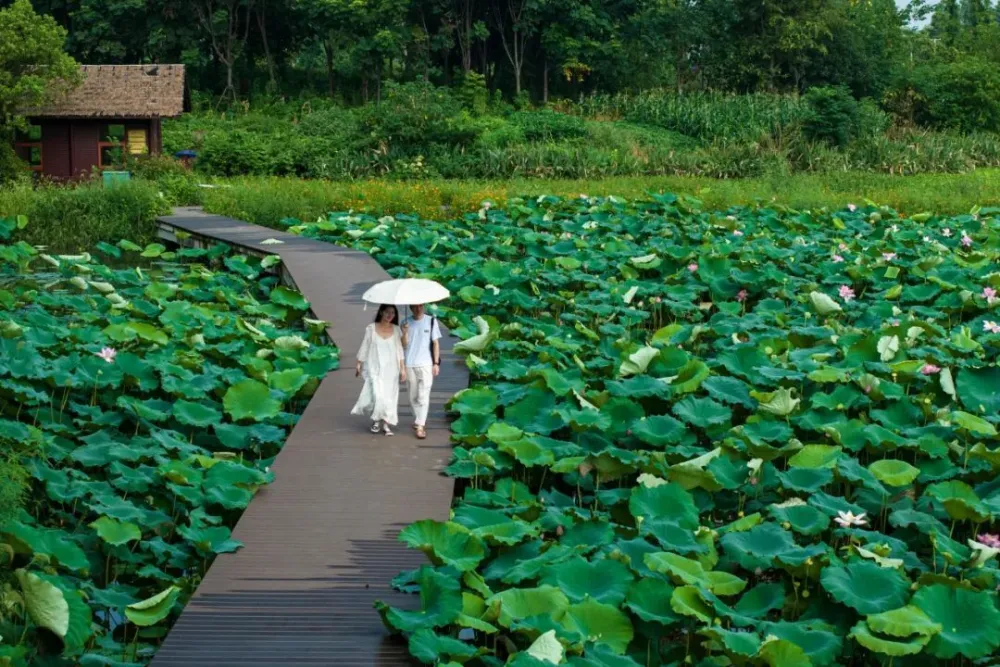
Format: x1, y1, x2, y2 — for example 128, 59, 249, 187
98, 124, 128, 169
14, 124, 42, 172
126, 128, 148, 155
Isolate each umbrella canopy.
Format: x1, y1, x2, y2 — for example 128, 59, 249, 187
362, 278, 449, 306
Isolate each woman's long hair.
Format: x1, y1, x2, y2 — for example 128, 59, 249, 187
374, 304, 399, 325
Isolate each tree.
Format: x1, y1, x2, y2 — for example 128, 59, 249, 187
192, 0, 256, 100
930, 0, 962, 44
961, 0, 992, 26
0, 0, 80, 129
491, 0, 539, 95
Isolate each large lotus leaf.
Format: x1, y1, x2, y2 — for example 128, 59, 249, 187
559, 599, 634, 655
702, 376, 756, 409
223, 379, 281, 421
924, 480, 990, 521
719, 523, 799, 570
629, 415, 687, 447
951, 410, 997, 437
619, 346, 660, 377
89, 517, 141, 547
538, 556, 634, 605
17, 569, 69, 639
400, 520, 486, 572
957, 367, 1000, 414
768, 503, 831, 537
380, 566, 463, 632
623, 578, 678, 625
849, 621, 929, 657
3, 521, 89, 574
408, 629, 480, 664
819, 561, 910, 614
866, 605, 942, 638
912, 584, 1000, 659
487, 586, 570, 629
524, 629, 564, 664
778, 467, 833, 493
269, 285, 309, 310
670, 585, 713, 623
733, 583, 785, 620
628, 482, 699, 530
672, 396, 731, 428
567, 645, 643, 667
125, 586, 180, 626
172, 399, 222, 428
868, 459, 920, 487
788, 445, 841, 469
759, 620, 842, 666
700, 627, 762, 657
450, 387, 499, 415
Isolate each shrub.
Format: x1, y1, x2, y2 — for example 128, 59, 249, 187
906, 58, 1000, 133
455, 71, 488, 115
357, 82, 473, 152
802, 86, 859, 147
510, 110, 587, 141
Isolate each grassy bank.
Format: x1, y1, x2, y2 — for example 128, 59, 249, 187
4, 169, 999, 250
201, 170, 999, 229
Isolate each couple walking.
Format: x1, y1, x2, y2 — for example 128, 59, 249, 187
351, 303, 441, 438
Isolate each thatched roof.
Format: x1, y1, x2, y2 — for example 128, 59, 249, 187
31, 65, 185, 119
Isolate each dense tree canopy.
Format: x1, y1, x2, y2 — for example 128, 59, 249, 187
1, 0, 1000, 108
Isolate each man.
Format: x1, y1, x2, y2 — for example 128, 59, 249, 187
401, 304, 441, 440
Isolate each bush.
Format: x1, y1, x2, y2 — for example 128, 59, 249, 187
906, 58, 1000, 133
510, 110, 587, 141
802, 86, 859, 147
455, 71, 488, 115
0, 143, 28, 185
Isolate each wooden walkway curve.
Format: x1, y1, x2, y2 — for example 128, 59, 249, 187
150, 208, 466, 666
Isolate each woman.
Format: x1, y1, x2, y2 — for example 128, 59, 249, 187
352, 304, 407, 436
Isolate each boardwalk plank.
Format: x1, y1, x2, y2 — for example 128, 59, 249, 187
150, 208, 465, 666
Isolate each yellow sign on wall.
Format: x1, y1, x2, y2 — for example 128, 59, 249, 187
127, 129, 148, 155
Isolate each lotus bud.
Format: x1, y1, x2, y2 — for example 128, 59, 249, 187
754, 567, 763, 576
802, 590, 810, 598
782, 522, 791, 530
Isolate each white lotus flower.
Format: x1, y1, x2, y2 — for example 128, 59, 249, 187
834, 511, 868, 528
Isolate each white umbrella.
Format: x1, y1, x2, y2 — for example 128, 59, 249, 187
362, 278, 449, 306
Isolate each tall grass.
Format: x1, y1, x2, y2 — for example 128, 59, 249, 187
200, 171, 1000, 231
0, 180, 167, 250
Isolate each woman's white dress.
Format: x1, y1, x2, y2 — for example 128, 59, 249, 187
351, 323, 403, 426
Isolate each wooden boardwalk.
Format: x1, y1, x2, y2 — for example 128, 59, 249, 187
150, 208, 466, 666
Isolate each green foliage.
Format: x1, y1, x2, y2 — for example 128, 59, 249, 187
456, 71, 487, 115
0, 180, 168, 251
908, 57, 1000, 133
0, 216, 338, 662
802, 86, 860, 147
285, 194, 1000, 665
0, 0, 80, 129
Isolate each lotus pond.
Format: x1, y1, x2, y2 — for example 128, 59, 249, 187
286, 195, 1000, 666
0, 215, 338, 665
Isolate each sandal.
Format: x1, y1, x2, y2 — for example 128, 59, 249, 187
382, 424, 394, 437
370, 421, 382, 433
415, 425, 427, 440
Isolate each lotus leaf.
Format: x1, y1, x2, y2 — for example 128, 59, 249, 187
912, 584, 1000, 659
539, 556, 634, 605
559, 599, 634, 654
400, 520, 486, 572
819, 561, 910, 614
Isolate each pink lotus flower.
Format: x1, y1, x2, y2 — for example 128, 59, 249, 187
962, 233, 973, 248
942, 228, 952, 237
839, 243, 848, 251
652, 296, 662, 304
95, 347, 117, 363
848, 204, 857, 212
978, 534, 1000, 549
839, 285, 856, 302
737, 289, 748, 303
687, 263, 698, 273
985, 321, 1000, 334
481, 201, 492, 210
985, 287, 998, 305
921, 364, 941, 375
835, 511, 867, 528
832, 254, 845, 263
882, 252, 896, 261
748, 476, 758, 486
733, 230, 744, 237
